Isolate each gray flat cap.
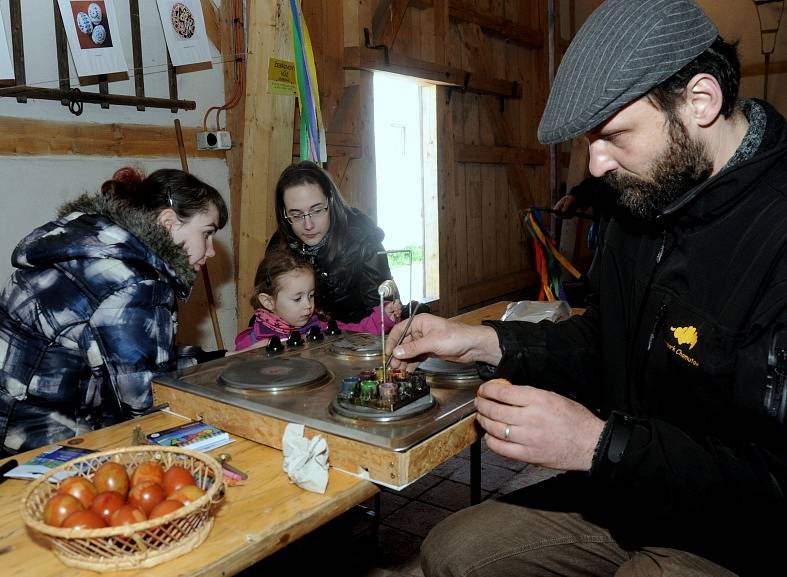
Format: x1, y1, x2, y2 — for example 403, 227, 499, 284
538, 0, 718, 144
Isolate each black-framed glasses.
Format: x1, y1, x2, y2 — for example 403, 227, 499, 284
284, 204, 329, 225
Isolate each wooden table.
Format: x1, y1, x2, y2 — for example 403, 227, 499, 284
0, 411, 378, 577
0, 301, 519, 576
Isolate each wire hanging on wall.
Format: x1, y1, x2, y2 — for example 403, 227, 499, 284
754, 0, 784, 101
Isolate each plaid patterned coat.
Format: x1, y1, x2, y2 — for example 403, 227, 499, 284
0, 193, 197, 453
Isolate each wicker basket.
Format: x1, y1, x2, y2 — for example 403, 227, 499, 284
21, 445, 224, 572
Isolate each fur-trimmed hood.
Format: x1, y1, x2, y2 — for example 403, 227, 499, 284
12, 192, 195, 296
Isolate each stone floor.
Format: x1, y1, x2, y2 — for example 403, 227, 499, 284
238, 438, 558, 577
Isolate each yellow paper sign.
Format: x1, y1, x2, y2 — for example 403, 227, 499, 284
268, 57, 297, 96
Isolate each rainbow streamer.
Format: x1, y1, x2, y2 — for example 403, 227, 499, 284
524, 208, 582, 302
289, 0, 326, 163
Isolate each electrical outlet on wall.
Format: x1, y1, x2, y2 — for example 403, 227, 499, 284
196, 131, 232, 151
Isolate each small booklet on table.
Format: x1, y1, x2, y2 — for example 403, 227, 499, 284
3, 445, 96, 482
146, 421, 232, 452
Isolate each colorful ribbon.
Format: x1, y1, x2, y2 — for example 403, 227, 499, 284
524, 208, 582, 302
289, 0, 326, 163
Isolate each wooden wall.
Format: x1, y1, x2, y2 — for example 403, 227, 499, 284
231, 0, 552, 326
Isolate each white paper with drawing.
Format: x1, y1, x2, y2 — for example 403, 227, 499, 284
156, 0, 212, 67
0, 7, 14, 79
57, 0, 128, 76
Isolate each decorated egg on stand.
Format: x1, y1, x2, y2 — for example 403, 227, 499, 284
91, 24, 106, 45
76, 12, 93, 35
87, 3, 103, 26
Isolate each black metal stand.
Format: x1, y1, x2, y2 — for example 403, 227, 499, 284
470, 437, 482, 504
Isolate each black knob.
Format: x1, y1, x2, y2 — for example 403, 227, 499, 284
306, 325, 324, 341
265, 335, 284, 353
326, 319, 342, 335
287, 330, 304, 347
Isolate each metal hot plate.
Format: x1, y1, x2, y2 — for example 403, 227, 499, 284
416, 357, 482, 389
154, 332, 478, 452
219, 357, 329, 393
331, 393, 436, 422
329, 333, 386, 361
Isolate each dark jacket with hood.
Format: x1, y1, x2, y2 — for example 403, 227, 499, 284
270, 208, 392, 324
482, 99, 787, 576
0, 193, 197, 454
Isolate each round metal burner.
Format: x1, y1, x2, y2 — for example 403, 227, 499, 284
330, 394, 436, 422
219, 358, 329, 393
329, 334, 384, 361
415, 357, 482, 390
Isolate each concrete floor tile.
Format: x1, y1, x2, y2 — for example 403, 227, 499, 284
430, 456, 463, 478
497, 466, 563, 494
449, 461, 518, 492
481, 450, 529, 472
383, 473, 442, 499
382, 500, 453, 538
378, 492, 410, 518
418, 478, 489, 511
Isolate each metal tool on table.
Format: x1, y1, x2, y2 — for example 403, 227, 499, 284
218, 453, 248, 480
384, 301, 422, 375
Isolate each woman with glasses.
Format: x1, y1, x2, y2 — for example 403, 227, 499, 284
0, 167, 228, 454
269, 160, 396, 325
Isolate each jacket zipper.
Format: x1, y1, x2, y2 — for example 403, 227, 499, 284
647, 302, 669, 352
625, 230, 670, 410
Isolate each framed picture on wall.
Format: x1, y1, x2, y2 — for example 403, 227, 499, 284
57, 0, 128, 76
156, 0, 212, 67
0, 6, 13, 79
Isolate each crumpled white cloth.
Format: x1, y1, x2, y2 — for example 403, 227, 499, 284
282, 423, 329, 493
501, 300, 571, 323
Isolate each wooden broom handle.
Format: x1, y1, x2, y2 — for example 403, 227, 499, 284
174, 119, 225, 350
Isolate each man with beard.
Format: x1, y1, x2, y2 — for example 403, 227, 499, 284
385, 1, 787, 576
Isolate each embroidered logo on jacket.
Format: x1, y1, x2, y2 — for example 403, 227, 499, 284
665, 326, 699, 367
670, 326, 697, 349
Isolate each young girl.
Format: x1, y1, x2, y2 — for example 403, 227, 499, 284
235, 247, 400, 351
267, 161, 393, 324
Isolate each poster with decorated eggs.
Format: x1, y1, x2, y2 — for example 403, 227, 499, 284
57, 0, 128, 76
0, 6, 14, 79
156, 0, 212, 67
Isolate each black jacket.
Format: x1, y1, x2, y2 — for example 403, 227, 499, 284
484, 100, 787, 576
270, 208, 392, 323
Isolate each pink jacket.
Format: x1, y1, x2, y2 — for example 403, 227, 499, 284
235, 304, 396, 351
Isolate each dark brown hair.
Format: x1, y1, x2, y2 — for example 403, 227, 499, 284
101, 167, 229, 229
648, 36, 740, 123
274, 161, 354, 265
250, 246, 314, 308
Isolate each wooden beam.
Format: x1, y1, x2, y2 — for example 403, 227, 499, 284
343, 46, 521, 99
412, 0, 544, 47
0, 116, 224, 158
297, 130, 360, 148
237, 0, 295, 330
457, 269, 538, 309
371, 0, 410, 49
449, 2, 543, 48
218, 0, 246, 318
455, 144, 546, 165
481, 101, 535, 211
200, 0, 221, 50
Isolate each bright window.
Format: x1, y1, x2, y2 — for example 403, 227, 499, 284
373, 72, 439, 305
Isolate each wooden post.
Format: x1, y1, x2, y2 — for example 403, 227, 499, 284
236, 0, 295, 330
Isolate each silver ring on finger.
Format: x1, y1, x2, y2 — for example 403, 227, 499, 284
504, 424, 511, 441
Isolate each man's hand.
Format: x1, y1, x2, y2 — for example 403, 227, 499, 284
474, 379, 605, 471
385, 313, 502, 372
